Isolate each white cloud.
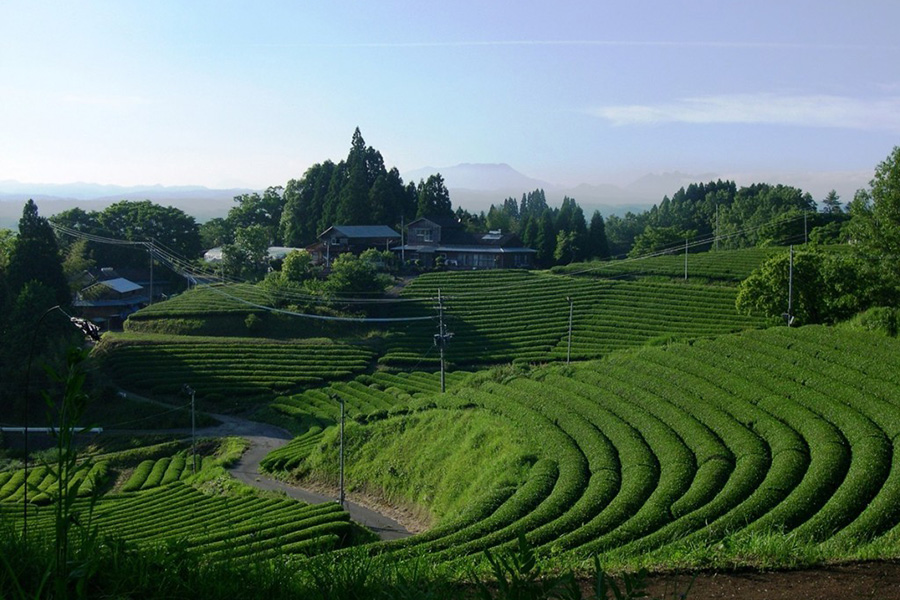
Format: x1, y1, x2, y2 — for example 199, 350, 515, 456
590, 94, 900, 132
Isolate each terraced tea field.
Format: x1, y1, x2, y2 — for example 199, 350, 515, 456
269, 369, 472, 434
267, 325, 900, 568
380, 270, 768, 367
552, 246, 783, 282
97, 334, 376, 403
1, 482, 354, 561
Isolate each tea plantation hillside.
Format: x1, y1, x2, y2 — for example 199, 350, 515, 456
266, 325, 900, 569
103, 256, 770, 404
551, 246, 784, 282
380, 270, 767, 367
0, 438, 362, 562
95, 334, 377, 405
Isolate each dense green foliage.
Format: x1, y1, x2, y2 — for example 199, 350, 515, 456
603, 181, 830, 256
50, 200, 202, 268
0, 201, 81, 423
736, 248, 889, 325
279, 129, 419, 247
848, 145, 900, 286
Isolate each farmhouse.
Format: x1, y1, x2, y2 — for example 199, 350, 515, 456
73, 275, 149, 329
307, 225, 401, 266
395, 216, 536, 269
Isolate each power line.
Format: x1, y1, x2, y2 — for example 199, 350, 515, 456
204, 285, 435, 323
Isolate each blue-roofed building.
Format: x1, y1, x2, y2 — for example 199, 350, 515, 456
74, 276, 149, 329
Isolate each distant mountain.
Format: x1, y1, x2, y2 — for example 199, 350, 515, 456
625, 171, 720, 198
0, 181, 255, 229
403, 163, 553, 192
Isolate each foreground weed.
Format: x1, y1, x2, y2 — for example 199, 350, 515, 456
471, 533, 579, 600
592, 558, 693, 600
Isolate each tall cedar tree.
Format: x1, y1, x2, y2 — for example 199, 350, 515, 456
336, 129, 371, 224
279, 132, 416, 246
7, 200, 70, 306
587, 211, 610, 259
416, 174, 453, 219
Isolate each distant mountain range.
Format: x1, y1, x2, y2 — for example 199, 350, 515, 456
0, 182, 253, 229
401, 164, 714, 218
0, 166, 716, 229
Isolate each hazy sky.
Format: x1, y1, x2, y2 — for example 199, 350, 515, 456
1, 1, 897, 197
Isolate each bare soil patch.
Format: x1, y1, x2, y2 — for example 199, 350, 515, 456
643, 561, 900, 600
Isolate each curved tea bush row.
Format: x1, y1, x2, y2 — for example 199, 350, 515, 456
265, 325, 900, 567
269, 370, 472, 433
120, 453, 197, 492
128, 283, 273, 319
98, 334, 376, 403
0, 462, 108, 504
4, 482, 352, 561
380, 270, 767, 367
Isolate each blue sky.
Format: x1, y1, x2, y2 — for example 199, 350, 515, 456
1, 1, 897, 200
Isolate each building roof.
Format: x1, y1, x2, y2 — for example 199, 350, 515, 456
202, 246, 305, 262
100, 277, 144, 294
320, 225, 401, 239
408, 216, 462, 230
394, 244, 536, 254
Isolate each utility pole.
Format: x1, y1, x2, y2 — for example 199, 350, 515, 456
715, 204, 719, 252
786, 245, 794, 327
566, 296, 574, 365
434, 289, 453, 393
148, 242, 154, 305
339, 394, 345, 509
684, 238, 689, 281
183, 385, 196, 474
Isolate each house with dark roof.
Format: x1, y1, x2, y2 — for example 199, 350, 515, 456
395, 217, 536, 269
73, 276, 149, 330
308, 225, 401, 266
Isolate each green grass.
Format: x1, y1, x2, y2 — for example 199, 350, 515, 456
277, 408, 533, 525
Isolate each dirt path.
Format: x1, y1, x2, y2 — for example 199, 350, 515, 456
112, 392, 413, 541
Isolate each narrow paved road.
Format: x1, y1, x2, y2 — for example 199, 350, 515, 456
113, 392, 413, 540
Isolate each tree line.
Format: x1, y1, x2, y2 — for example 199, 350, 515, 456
736, 147, 900, 327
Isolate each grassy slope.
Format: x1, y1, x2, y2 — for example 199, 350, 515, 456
291, 408, 532, 525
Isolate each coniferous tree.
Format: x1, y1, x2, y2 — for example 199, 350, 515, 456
336, 128, 372, 224
535, 210, 557, 265
587, 210, 610, 259
416, 174, 453, 219
6, 200, 70, 306
569, 204, 589, 262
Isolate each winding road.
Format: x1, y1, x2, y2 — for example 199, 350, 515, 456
113, 393, 413, 541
